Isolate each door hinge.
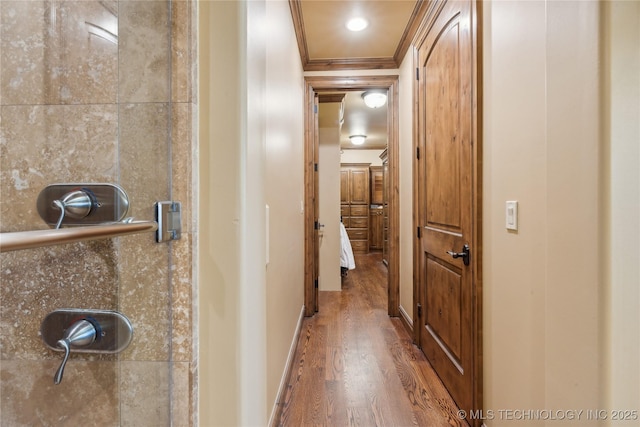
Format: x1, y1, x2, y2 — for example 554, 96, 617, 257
417, 303, 422, 317
314, 104, 318, 114
416, 146, 420, 160
314, 278, 319, 288
417, 226, 421, 238
314, 220, 319, 230
314, 163, 318, 172
416, 67, 419, 80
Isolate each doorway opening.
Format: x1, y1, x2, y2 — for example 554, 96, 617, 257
316, 91, 389, 300
303, 75, 400, 317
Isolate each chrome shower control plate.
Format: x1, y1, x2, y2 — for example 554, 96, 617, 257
41, 309, 133, 354
37, 183, 129, 227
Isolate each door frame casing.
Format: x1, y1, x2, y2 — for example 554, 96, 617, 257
411, 0, 483, 421
303, 75, 400, 317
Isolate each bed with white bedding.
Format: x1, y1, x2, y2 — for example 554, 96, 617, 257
340, 222, 355, 276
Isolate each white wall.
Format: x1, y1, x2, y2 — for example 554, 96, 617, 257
319, 126, 342, 291
199, 0, 305, 425
483, 0, 553, 414
483, 0, 604, 422
545, 1, 602, 411
242, 1, 268, 424
264, 0, 306, 420
198, 2, 242, 424
603, 0, 640, 418
340, 149, 384, 166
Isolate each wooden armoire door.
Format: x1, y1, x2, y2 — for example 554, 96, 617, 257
349, 167, 369, 205
340, 169, 349, 204
415, 0, 480, 420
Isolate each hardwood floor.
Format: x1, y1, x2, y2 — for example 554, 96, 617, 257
275, 253, 467, 427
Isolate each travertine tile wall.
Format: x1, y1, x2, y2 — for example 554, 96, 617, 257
0, 1, 196, 425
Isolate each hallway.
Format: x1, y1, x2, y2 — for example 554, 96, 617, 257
275, 253, 466, 426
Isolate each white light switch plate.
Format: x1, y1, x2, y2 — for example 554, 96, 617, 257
266, 204, 270, 266
506, 201, 518, 231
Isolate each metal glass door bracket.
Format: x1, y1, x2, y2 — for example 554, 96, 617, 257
155, 201, 182, 242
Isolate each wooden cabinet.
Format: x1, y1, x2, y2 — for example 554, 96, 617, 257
341, 163, 370, 254
340, 169, 349, 204
369, 208, 383, 249
369, 166, 384, 250
370, 166, 383, 205
343, 166, 369, 205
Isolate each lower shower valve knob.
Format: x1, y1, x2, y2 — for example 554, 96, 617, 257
40, 309, 134, 385
53, 318, 98, 385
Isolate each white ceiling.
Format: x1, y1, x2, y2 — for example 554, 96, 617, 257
341, 91, 388, 149
318, 91, 388, 150
299, 0, 417, 61
295, 1, 421, 150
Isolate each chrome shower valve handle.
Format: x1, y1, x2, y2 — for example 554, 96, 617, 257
37, 184, 130, 228
53, 318, 98, 384
52, 188, 96, 229
41, 309, 134, 385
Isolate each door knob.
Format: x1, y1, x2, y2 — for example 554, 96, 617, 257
446, 244, 470, 266
53, 318, 98, 384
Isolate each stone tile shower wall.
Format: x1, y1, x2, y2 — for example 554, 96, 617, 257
0, 1, 196, 425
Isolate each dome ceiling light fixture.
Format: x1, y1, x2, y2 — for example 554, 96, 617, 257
349, 135, 367, 146
362, 91, 387, 108
346, 17, 368, 32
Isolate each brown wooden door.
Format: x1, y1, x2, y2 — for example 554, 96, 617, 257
381, 151, 389, 265
415, 0, 479, 419
313, 94, 319, 312
304, 87, 319, 316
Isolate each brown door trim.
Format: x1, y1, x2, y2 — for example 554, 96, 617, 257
303, 75, 400, 317
411, 0, 483, 422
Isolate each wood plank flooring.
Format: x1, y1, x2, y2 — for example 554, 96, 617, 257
274, 253, 467, 427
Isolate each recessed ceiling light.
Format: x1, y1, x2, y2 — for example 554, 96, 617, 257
349, 135, 367, 145
346, 17, 368, 32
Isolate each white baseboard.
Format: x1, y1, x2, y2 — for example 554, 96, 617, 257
268, 305, 305, 427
